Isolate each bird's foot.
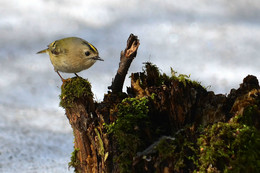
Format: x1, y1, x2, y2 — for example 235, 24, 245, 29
74, 73, 80, 78
57, 71, 66, 82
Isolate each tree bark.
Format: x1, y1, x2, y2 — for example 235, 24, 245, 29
60, 78, 110, 173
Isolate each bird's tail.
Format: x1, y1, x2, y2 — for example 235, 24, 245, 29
37, 49, 48, 54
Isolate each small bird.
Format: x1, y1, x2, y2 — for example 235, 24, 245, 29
37, 37, 104, 81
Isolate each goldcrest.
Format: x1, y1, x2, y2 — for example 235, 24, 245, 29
37, 37, 103, 80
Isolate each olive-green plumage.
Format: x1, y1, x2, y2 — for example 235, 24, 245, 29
37, 37, 103, 80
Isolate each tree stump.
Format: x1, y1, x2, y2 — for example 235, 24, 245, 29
59, 34, 260, 173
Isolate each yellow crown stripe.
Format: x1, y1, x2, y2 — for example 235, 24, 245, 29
50, 41, 57, 47
88, 43, 97, 53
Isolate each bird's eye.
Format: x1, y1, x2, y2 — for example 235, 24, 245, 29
85, 51, 90, 56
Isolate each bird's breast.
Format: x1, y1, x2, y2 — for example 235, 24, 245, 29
49, 54, 96, 73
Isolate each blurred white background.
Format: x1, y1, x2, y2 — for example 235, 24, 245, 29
0, 0, 259, 172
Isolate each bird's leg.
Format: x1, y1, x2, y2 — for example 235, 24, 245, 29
57, 71, 65, 82
74, 73, 79, 78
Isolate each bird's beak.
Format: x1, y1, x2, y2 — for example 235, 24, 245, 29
93, 56, 104, 61
37, 49, 48, 54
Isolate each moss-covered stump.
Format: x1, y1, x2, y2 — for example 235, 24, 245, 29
115, 63, 260, 172
127, 64, 260, 172
60, 63, 260, 173
60, 77, 110, 173
197, 122, 260, 172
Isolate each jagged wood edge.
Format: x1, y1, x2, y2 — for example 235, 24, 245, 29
108, 33, 140, 93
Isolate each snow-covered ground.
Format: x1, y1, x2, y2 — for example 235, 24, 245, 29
0, 0, 259, 172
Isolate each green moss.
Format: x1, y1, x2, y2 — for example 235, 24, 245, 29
233, 105, 259, 126
154, 129, 197, 172
68, 148, 80, 172
144, 62, 161, 79
151, 117, 260, 172
59, 77, 93, 108
105, 96, 151, 173
197, 122, 260, 172
137, 62, 206, 90
170, 67, 203, 88
143, 62, 165, 86
106, 97, 150, 134
156, 137, 176, 160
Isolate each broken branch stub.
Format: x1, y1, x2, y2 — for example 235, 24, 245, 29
109, 34, 140, 93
